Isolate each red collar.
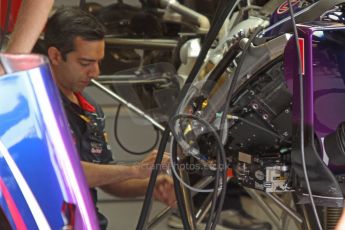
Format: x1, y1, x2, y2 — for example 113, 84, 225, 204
74, 93, 96, 113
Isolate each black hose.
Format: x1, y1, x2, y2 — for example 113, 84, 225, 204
136, 125, 170, 229
173, 115, 221, 230
286, 0, 322, 229
210, 0, 229, 26
182, 0, 240, 93
169, 114, 227, 230
171, 139, 192, 230
137, 1, 240, 229
200, 41, 240, 94
162, 1, 240, 228
201, 143, 221, 230
208, 25, 263, 230
113, 104, 159, 155
218, 26, 263, 144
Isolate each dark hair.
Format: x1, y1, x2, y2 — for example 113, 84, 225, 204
45, 7, 105, 60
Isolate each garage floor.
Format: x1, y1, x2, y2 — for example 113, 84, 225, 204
97, 191, 300, 230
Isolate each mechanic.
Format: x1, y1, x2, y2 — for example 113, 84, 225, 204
44, 7, 175, 229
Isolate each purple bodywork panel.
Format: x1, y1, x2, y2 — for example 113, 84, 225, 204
0, 54, 99, 229
284, 22, 345, 173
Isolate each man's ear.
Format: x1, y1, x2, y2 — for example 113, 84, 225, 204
47, 47, 63, 66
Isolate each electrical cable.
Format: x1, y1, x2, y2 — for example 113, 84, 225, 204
219, 26, 264, 144
0, 0, 12, 50
137, 1, 241, 229
167, 19, 264, 230
286, 0, 323, 229
165, 1, 241, 228
169, 114, 226, 193
169, 141, 215, 193
166, 1, 241, 229
175, 0, 241, 114
205, 137, 227, 230
171, 138, 192, 230
181, 0, 240, 95
205, 141, 221, 230
169, 113, 227, 230
113, 104, 159, 155
200, 41, 240, 94
209, 0, 228, 26
136, 126, 170, 230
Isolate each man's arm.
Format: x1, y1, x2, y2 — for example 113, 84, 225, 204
101, 178, 150, 197
6, 0, 54, 53
81, 150, 170, 188
81, 161, 143, 188
100, 175, 176, 207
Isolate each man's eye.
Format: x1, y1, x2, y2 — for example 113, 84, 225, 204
80, 62, 90, 67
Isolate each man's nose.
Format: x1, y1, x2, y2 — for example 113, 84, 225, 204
88, 62, 100, 79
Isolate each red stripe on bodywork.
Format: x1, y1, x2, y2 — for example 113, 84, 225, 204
298, 38, 305, 75
0, 178, 27, 230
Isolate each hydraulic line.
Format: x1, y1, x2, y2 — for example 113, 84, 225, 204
171, 139, 193, 230
137, 1, 241, 229
169, 113, 227, 230
200, 42, 240, 94
113, 104, 160, 155
219, 25, 263, 146
136, 126, 171, 229
286, 0, 322, 229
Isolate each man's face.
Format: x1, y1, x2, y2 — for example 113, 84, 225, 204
52, 36, 105, 93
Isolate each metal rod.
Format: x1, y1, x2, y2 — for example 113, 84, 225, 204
244, 188, 281, 229
96, 78, 168, 85
91, 79, 165, 132
146, 207, 172, 229
265, 192, 303, 224
301, 204, 313, 230
105, 38, 178, 49
190, 176, 214, 196
179, 168, 197, 230
195, 188, 219, 225
162, 0, 210, 33
146, 176, 214, 228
